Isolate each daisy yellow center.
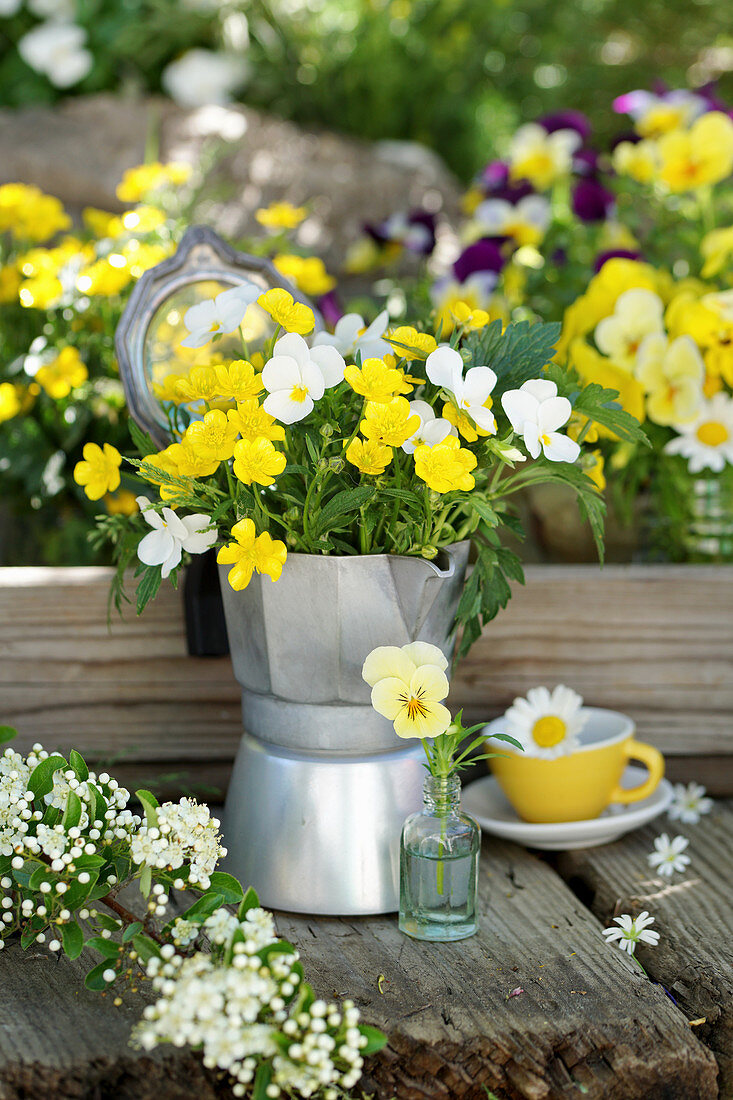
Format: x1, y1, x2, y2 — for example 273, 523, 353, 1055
696, 420, 729, 447
291, 384, 309, 403
531, 715, 567, 748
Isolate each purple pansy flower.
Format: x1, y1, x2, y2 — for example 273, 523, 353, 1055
453, 238, 506, 282
573, 178, 615, 222
540, 110, 592, 141
317, 290, 343, 328
594, 248, 643, 272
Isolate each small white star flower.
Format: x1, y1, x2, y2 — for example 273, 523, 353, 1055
647, 833, 691, 877
668, 782, 713, 824
602, 911, 660, 955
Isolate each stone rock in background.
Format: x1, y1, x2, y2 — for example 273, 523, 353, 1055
0, 94, 460, 271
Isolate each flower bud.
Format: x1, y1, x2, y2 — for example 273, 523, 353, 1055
420, 544, 438, 560
319, 423, 335, 439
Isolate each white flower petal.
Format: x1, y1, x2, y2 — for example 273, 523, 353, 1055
273, 333, 310, 368
521, 378, 558, 402
262, 355, 302, 393
137, 528, 175, 568
426, 346, 463, 392
501, 389, 539, 432
309, 345, 346, 388
537, 396, 572, 434
263, 390, 314, 424
542, 432, 580, 463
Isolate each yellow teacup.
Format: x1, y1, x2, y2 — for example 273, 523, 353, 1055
487, 708, 664, 823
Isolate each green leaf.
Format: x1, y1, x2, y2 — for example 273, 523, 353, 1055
27, 754, 67, 798
87, 936, 121, 959
179, 890, 225, 923
358, 1024, 388, 1055
470, 495, 499, 529
209, 871, 244, 905
313, 486, 377, 538
135, 789, 159, 828
62, 871, 98, 910
61, 791, 83, 831
252, 1063, 272, 1100
95, 912, 121, 932
138, 865, 152, 897
0, 726, 17, 745
122, 921, 143, 942
466, 319, 561, 393
129, 420, 157, 458
85, 961, 116, 991
488, 732, 524, 751
85, 782, 107, 826
69, 749, 89, 782
30, 864, 56, 891
131, 933, 161, 963
571, 381, 648, 444
136, 565, 162, 615
60, 921, 84, 960
238, 886, 260, 919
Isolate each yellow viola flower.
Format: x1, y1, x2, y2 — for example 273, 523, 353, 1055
152, 373, 186, 404
184, 409, 240, 462
167, 440, 221, 479
76, 256, 133, 297
36, 347, 88, 399
257, 288, 314, 335
611, 140, 659, 184
175, 367, 218, 403
569, 339, 646, 439
227, 399, 285, 443
594, 288, 665, 371
657, 112, 733, 192
0, 382, 22, 423
387, 326, 437, 361
362, 642, 452, 741
360, 397, 421, 448
217, 518, 288, 591
558, 258, 661, 357
442, 400, 492, 443
232, 436, 287, 486
0, 265, 21, 304
413, 435, 477, 493
273, 254, 336, 297
345, 437, 393, 476
104, 488, 139, 516
584, 451, 606, 492
116, 162, 192, 203
255, 202, 307, 231
213, 360, 263, 402
703, 371, 724, 397
73, 442, 122, 500
344, 357, 404, 402
567, 411, 599, 445
701, 227, 733, 278
636, 334, 704, 426
141, 446, 183, 501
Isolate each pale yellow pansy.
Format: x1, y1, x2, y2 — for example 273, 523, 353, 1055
362, 642, 451, 741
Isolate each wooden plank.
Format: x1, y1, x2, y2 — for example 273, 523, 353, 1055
1, 565, 732, 783
557, 800, 733, 1096
277, 840, 718, 1100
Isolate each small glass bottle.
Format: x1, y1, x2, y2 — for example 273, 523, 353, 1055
399, 774, 480, 941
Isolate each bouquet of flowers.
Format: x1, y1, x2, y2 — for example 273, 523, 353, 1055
84, 261, 643, 660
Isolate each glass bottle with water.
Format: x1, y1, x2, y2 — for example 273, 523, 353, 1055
399, 773, 480, 941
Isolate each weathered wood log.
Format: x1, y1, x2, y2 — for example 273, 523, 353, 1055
557, 800, 733, 1098
2, 565, 732, 795
277, 839, 719, 1100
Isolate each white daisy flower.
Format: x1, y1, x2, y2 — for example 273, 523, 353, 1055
668, 781, 713, 824
602, 911, 660, 955
502, 684, 587, 759
664, 393, 733, 473
647, 833, 691, 877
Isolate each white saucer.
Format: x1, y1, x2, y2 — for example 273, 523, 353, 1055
462, 765, 673, 850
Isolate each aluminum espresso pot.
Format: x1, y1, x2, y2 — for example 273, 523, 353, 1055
220, 542, 470, 915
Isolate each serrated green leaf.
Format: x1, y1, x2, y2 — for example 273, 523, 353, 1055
129, 420, 157, 457
136, 565, 162, 615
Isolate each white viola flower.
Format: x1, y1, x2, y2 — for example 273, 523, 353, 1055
136, 497, 218, 580
161, 48, 246, 108
602, 911, 660, 955
313, 309, 391, 361
381, 212, 433, 252
648, 833, 691, 877
262, 333, 344, 424
18, 21, 93, 87
668, 781, 713, 824
27, 0, 75, 16
401, 400, 454, 453
426, 345, 498, 434
594, 288, 665, 371
0, 0, 22, 14
664, 393, 733, 473
502, 684, 587, 759
472, 194, 551, 247
501, 378, 580, 463
180, 284, 260, 348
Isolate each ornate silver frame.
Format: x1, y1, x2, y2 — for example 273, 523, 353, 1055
115, 225, 322, 449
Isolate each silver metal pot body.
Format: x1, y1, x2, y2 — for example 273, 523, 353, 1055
220, 542, 470, 915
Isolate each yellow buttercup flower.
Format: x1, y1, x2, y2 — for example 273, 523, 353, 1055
701, 227, 733, 278
584, 450, 606, 491
569, 339, 645, 440
104, 488, 139, 516
257, 288, 314, 335
167, 439, 221, 479
76, 257, 133, 297
657, 113, 733, 192
227, 399, 285, 443
232, 436, 286, 486
360, 397, 420, 447
121, 205, 167, 234
393, 367, 425, 395
345, 437, 393, 476
344, 357, 404, 402
141, 447, 183, 501
152, 373, 187, 404
36, 347, 88, 399
636, 334, 704, 426
387, 327, 437, 361
273, 254, 336, 296
213, 360, 263, 401
255, 202, 307, 231
0, 183, 70, 242
73, 442, 122, 500
567, 411, 599, 445
0, 265, 21, 304
116, 162, 191, 203
217, 518, 288, 591
184, 409, 239, 462
449, 300, 492, 331
121, 240, 172, 279
612, 140, 659, 184
442, 400, 492, 443
82, 208, 123, 238
413, 435, 477, 493
175, 367, 218, 403
0, 382, 22, 423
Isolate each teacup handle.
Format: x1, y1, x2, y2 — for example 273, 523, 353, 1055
609, 739, 664, 804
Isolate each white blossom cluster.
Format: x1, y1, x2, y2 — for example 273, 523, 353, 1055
135, 905, 367, 1098
130, 798, 225, 888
